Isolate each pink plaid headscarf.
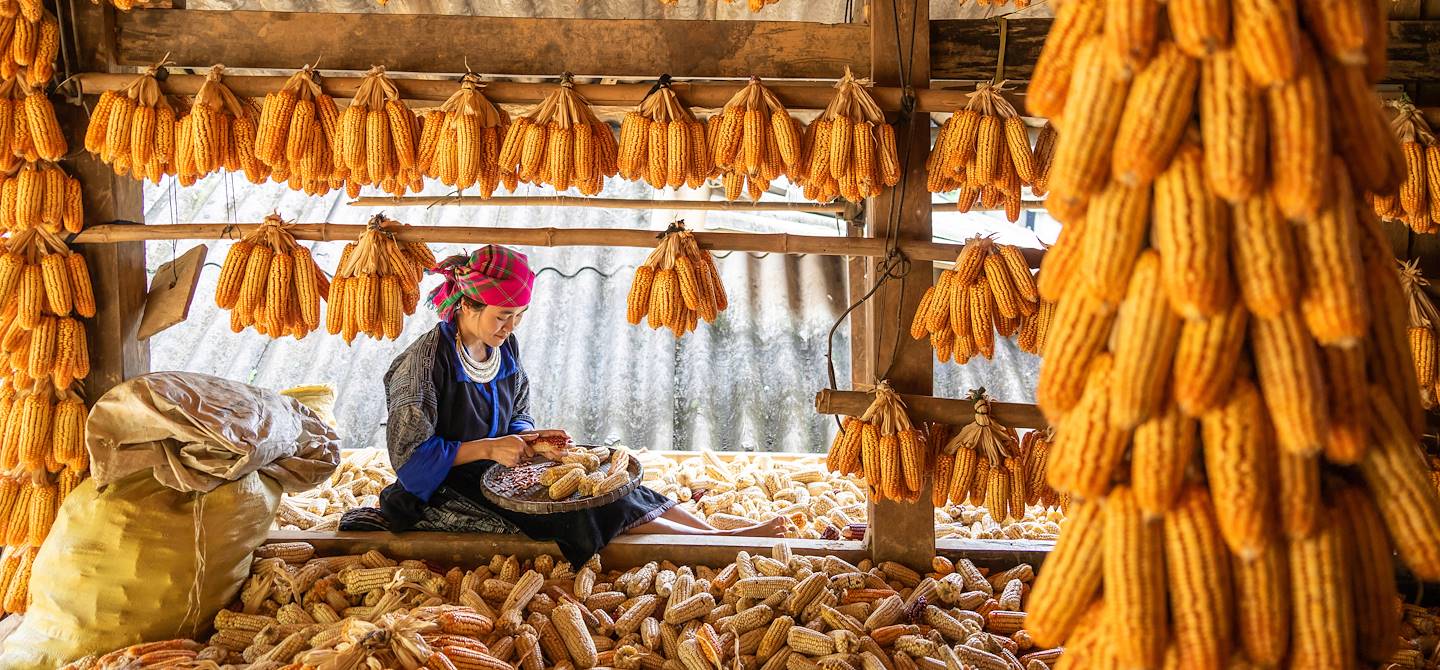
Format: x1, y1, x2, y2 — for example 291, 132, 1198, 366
428, 245, 535, 320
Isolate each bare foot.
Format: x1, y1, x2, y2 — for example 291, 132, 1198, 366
727, 517, 790, 538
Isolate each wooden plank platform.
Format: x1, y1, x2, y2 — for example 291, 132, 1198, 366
265, 530, 1054, 570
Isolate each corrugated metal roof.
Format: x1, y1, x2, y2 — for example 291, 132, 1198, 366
144, 170, 1039, 453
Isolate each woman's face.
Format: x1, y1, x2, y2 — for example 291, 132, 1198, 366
458, 303, 527, 348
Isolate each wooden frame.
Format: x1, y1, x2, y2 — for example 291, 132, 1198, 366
65, 2, 1440, 570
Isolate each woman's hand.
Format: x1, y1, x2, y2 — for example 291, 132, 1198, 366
460, 435, 532, 467
521, 428, 572, 443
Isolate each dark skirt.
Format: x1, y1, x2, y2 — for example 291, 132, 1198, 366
375, 461, 675, 567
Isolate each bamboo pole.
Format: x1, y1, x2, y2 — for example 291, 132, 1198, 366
74, 72, 999, 114
814, 389, 1049, 429
346, 195, 859, 217
69, 222, 1044, 266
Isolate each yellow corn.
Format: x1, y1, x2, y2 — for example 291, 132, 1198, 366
1264, 38, 1332, 221
1250, 309, 1327, 455
1108, 250, 1182, 429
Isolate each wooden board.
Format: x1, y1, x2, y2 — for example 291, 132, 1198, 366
263, 530, 1057, 571
111, 10, 1440, 84
138, 244, 207, 341
815, 389, 1049, 429
115, 9, 870, 80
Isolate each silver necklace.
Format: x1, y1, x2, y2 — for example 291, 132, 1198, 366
456, 339, 501, 383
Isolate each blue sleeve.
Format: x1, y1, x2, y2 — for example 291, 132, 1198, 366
507, 367, 535, 434
394, 435, 460, 502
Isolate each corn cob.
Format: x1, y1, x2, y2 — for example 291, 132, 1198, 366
1171, 303, 1249, 417
1026, 0, 1105, 120
1108, 250, 1181, 429
1112, 43, 1198, 187
1102, 485, 1167, 668
1047, 37, 1130, 220
1163, 486, 1233, 670
1361, 387, 1440, 580
1295, 164, 1368, 346
1036, 290, 1115, 418
1250, 309, 1327, 455
1078, 180, 1151, 305
1229, 541, 1289, 667
1024, 497, 1101, 647
1288, 507, 1356, 669
1130, 402, 1196, 518
1199, 380, 1279, 559
1045, 354, 1128, 500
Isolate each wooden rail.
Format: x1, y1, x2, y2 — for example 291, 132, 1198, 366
72, 223, 1046, 267
814, 389, 1049, 429
75, 72, 996, 115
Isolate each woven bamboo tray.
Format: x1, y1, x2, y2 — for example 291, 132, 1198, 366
482, 451, 643, 514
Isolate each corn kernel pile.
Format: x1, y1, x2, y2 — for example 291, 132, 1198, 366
63, 542, 1055, 670
276, 450, 1062, 543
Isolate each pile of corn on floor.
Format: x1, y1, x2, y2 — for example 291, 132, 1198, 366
63, 542, 1056, 670
274, 451, 1063, 542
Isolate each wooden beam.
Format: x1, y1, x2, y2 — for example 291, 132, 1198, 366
266, 531, 869, 570
106, 12, 1440, 89
347, 195, 855, 215
75, 72, 983, 113
929, 18, 1049, 82
71, 223, 1046, 267
865, 0, 935, 571
114, 10, 870, 80
815, 389, 1049, 430
63, 2, 151, 403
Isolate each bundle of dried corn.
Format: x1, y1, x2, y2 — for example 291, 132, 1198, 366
331, 67, 421, 198
173, 65, 267, 187
1025, 2, 1440, 668
83, 65, 177, 185
0, 12, 60, 86
826, 381, 927, 502
792, 68, 900, 204
0, 231, 93, 388
0, 384, 84, 477
1398, 260, 1440, 408
0, 76, 63, 170
0, 162, 81, 234
498, 77, 618, 196
710, 77, 802, 202
617, 78, 710, 191
213, 214, 329, 340
910, 236, 1050, 363
253, 66, 343, 197
274, 449, 391, 532
931, 393, 1035, 523
327, 215, 434, 344
1369, 99, 1440, 233
419, 73, 514, 199
65, 543, 1056, 670
926, 82, 1043, 222
625, 220, 727, 336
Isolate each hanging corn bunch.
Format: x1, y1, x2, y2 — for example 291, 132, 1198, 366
710, 77, 802, 202
0, 13, 60, 86
0, 162, 81, 234
1369, 100, 1439, 234
327, 214, 434, 344
1024, 3, 1440, 669
498, 75, 618, 196
933, 393, 1032, 522
1398, 260, 1440, 408
0, 231, 93, 390
926, 81, 1044, 222
824, 381, 927, 503
0, 77, 62, 170
1017, 427, 1060, 509
910, 236, 1050, 363
794, 68, 901, 203
332, 67, 421, 198
214, 214, 329, 340
420, 73, 514, 199
174, 66, 268, 186
83, 65, 177, 185
616, 76, 710, 191
625, 220, 727, 336
255, 66, 342, 197
0, 383, 84, 477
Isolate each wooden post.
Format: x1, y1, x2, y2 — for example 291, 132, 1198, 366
864, 0, 935, 569
64, 2, 151, 401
